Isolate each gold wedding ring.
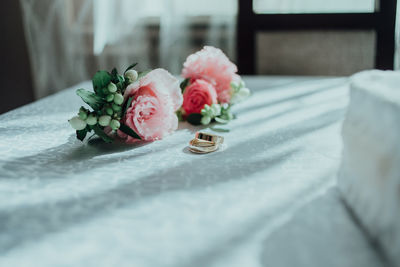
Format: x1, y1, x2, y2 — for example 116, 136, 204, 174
195, 132, 224, 145
189, 139, 216, 147
189, 145, 218, 154
189, 132, 224, 154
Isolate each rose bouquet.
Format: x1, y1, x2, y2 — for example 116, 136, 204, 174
68, 64, 182, 143
178, 46, 250, 125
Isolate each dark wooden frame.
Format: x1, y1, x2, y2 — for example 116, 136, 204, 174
237, 0, 398, 74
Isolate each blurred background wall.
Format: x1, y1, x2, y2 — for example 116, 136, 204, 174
0, 0, 34, 114
0, 0, 398, 114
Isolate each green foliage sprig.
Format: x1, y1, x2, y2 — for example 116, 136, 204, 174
68, 64, 148, 143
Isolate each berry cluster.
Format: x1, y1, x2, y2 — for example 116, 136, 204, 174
68, 64, 141, 143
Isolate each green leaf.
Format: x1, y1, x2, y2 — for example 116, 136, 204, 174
176, 109, 184, 122
210, 126, 230, 133
117, 74, 125, 84
122, 96, 133, 117
220, 104, 234, 120
76, 89, 105, 111
92, 70, 112, 94
110, 68, 126, 88
76, 129, 87, 141
110, 68, 119, 83
119, 123, 141, 140
221, 103, 231, 113
137, 70, 151, 80
117, 77, 126, 94
186, 113, 202, 125
215, 117, 229, 124
124, 63, 138, 74
111, 68, 118, 77
180, 78, 190, 93
92, 124, 113, 143
87, 133, 96, 141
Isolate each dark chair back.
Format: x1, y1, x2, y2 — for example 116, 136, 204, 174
237, 0, 397, 74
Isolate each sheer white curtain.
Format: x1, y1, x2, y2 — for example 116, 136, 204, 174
19, 0, 237, 99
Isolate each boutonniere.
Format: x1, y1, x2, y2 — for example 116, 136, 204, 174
68, 65, 183, 143
178, 46, 250, 125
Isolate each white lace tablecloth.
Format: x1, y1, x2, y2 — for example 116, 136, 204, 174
0, 77, 385, 267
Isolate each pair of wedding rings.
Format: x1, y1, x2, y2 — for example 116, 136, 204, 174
189, 132, 224, 154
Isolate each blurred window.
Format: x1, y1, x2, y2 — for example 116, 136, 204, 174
253, 0, 376, 14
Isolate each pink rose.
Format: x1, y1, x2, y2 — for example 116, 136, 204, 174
182, 79, 217, 115
118, 68, 183, 143
181, 46, 238, 103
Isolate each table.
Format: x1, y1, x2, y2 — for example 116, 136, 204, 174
0, 76, 385, 267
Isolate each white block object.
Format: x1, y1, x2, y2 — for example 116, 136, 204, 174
338, 70, 400, 266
